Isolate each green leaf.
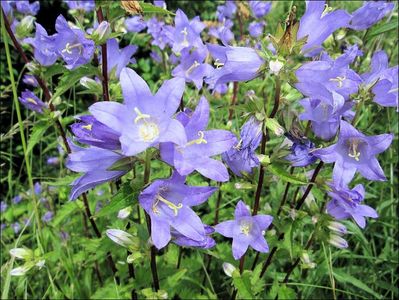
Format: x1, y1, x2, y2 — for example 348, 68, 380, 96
167, 268, 187, 287
50, 65, 99, 102
51, 201, 80, 227
141, 3, 174, 15
267, 164, 308, 185
366, 17, 398, 38
26, 122, 51, 155
95, 181, 140, 218
333, 270, 383, 299
232, 270, 254, 299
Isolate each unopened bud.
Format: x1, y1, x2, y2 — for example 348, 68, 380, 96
16, 16, 35, 37
269, 59, 284, 75
10, 248, 33, 260
328, 221, 347, 235
127, 252, 142, 263
117, 206, 132, 219
35, 259, 45, 269
222, 262, 236, 277
92, 21, 111, 44
257, 154, 270, 166
10, 265, 32, 276
265, 118, 284, 136
106, 229, 139, 250
80, 77, 101, 90
234, 182, 253, 190
329, 234, 348, 249
301, 252, 316, 269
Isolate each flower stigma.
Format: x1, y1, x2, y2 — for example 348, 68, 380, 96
152, 195, 183, 216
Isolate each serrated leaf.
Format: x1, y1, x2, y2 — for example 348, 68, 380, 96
95, 182, 140, 218
334, 270, 382, 299
267, 164, 308, 185
51, 201, 79, 227
26, 122, 51, 155
232, 270, 254, 299
50, 65, 99, 102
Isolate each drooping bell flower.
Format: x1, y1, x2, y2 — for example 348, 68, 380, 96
296, 45, 363, 100
285, 132, 317, 167
222, 116, 262, 176
216, 2, 237, 21
18, 90, 46, 113
297, 1, 351, 57
314, 120, 393, 186
22, 74, 38, 87
171, 47, 213, 90
125, 16, 146, 33
248, 21, 266, 38
70, 115, 121, 150
139, 172, 217, 249
215, 200, 273, 260
160, 97, 236, 182
206, 43, 264, 86
327, 183, 378, 228
249, 1, 272, 19
89, 68, 187, 157
208, 19, 234, 43
172, 225, 216, 249
15, 1, 40, 15
362, 50, 398, 110
349, 1, 394, 31
24, 23, 59, 66
54, 15, 95, 69
66, 142, 129, 200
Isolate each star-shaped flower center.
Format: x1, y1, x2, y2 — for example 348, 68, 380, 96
26, 97, 38, 105
134, 107, 159, 142
347, 138, 363, 161
62, 42, 83, 55
239, 220, 252, 236
152, 194, 183, 216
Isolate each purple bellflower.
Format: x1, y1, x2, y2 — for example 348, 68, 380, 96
71, 115, 121, 150
139, 172, 217, 249
208, 19, 234, 43
160, 97, 236, 182
34, 182, 41, 195
296, 45, 363, 100
12, 195, 22, 204
167, 9, 205, 54
207, 43, 264, 86
22, 74, 38, 87
66, 142, 128, 200
24, 23, 59, 66
297, 1, 351, 57
249, 1, 272, 19
125, 16, 147, 33
146, 17, 172, 50
54, 15, 95, 69
349, 1, 394, 31
222, 117, 262, 176
298, 84, 354, 140
0, 201, 7, 212
42, 211, 54, 223
216, 2, 236, 21
19, 90, 46, 113
105, 38, 137, 78
172, 47, 213, 90
215, 200, 273, 260
248, 21, 266, 38
362, 50, 398, 110
89, 68, 187, 157
15, 1, 39, 15
285, 133, 317, 167
172, 225, 216, 249
64, 0, 95, 12
327, 183, 378, 228
47, 157, 60, 165
12, 222, 21, 234
314, 120, 393, 186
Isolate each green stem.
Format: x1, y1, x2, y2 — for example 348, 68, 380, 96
2, 15, 43, 248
